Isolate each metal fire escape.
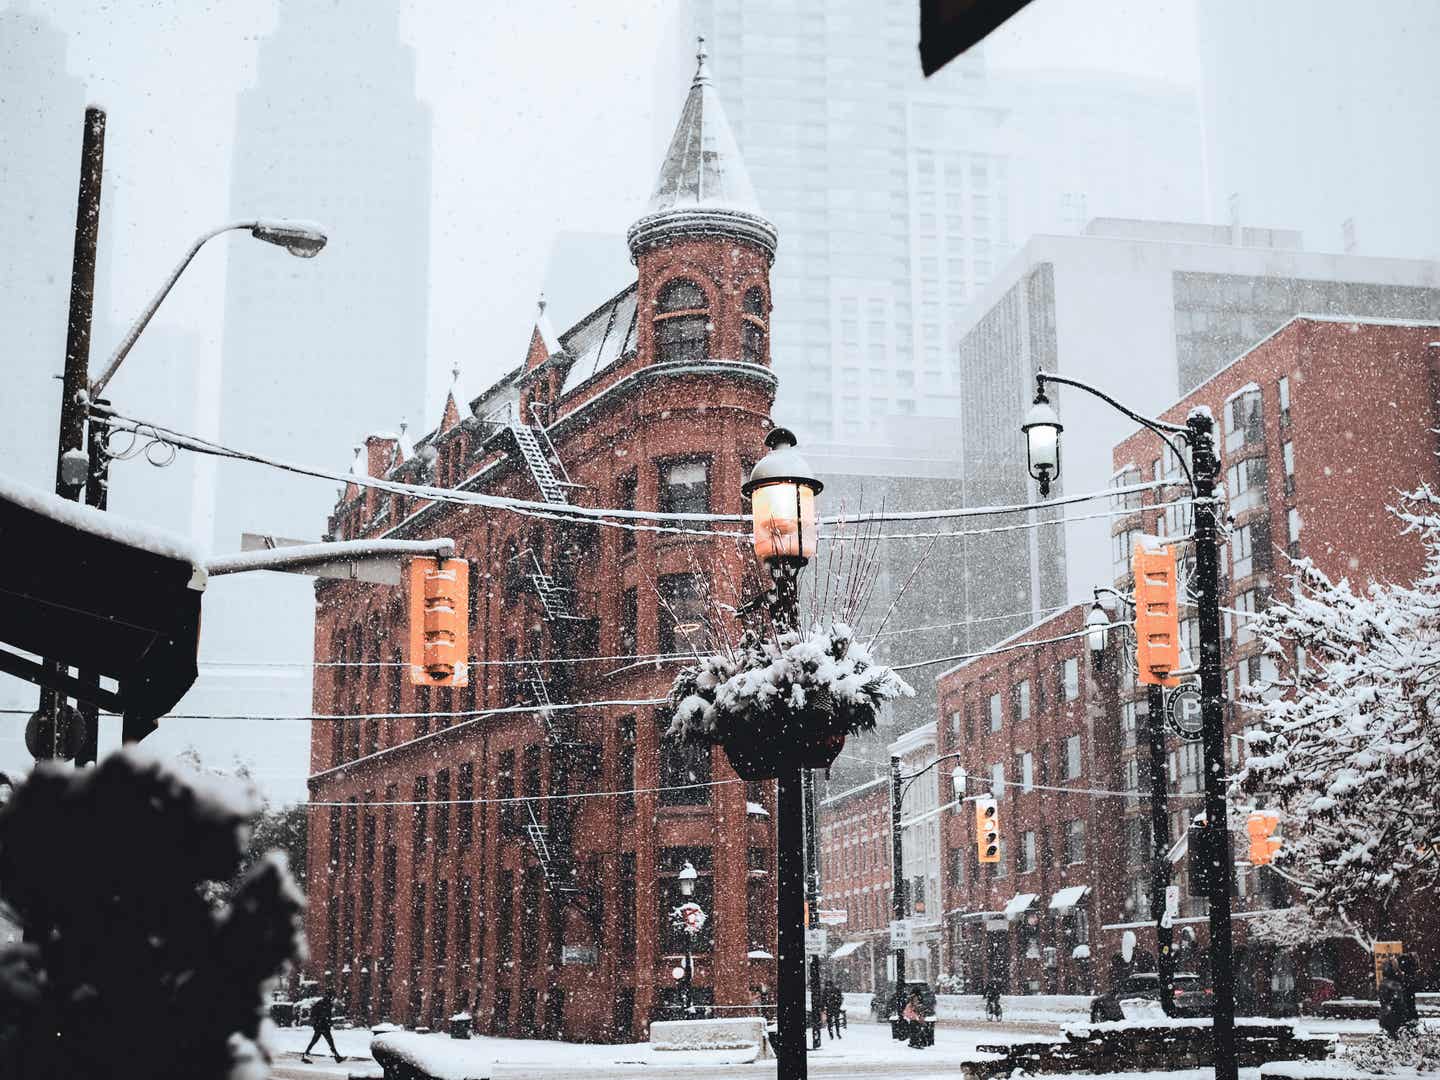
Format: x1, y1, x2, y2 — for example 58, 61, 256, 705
523, 799, 592, 916
509, 404, 577, 506
527, 552, 584, 622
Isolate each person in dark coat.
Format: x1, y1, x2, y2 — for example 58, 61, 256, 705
1397, 955, 1420, 1028
1089, 987, 1125, 1023
984, 981, 1003, 1021
823, 981, 844, 1039
302, 992, 345, 1064
904, 991, 925, 1048
1377, 961, 1406, 1038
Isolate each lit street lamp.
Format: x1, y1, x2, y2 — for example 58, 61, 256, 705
1022, 372, 1234, 1080
741, 425, 823, 1080
1085, 599, 1111, 656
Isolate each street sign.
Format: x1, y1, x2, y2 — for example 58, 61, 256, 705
1162, 885, 1180, 928
889, 921, 911, 948
817, 909, 848, 926
805, 928, 828, 955
1167, 685, 1205, 740
1374, 941, 1403, 988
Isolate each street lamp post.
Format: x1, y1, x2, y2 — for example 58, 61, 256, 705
677, 861, 699, 1016
1023, 373, 1236, 1080
741, 426, 823, 1080
36, 195, 327, 764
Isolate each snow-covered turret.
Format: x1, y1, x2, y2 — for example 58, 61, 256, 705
626, 38, 777, 262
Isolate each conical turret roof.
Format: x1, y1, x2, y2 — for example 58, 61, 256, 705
627, 39, 777, 262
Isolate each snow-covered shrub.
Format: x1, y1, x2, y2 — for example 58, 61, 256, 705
934, 973, 966, 995
1236, 486, 1440, 948
1341, 1026, 1440, 1073
0, 749, 305, 1080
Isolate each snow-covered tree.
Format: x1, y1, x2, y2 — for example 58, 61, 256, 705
1237, 488, 1440, 950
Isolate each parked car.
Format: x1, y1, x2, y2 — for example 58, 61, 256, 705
1116, 971, 1212, 1017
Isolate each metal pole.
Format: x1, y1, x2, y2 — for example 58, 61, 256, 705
38, 106, 105, 761
776, 769, 808, 1080
772, 557, 807, 1080
889, 755, 906, 1038
75, 399, 111, 767
1146, 682, 1175, 1015
683, 937, 693, 1015
1187, 410, 1237, 1080
803, 766, 822, 1049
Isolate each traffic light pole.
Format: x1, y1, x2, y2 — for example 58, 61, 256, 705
1145, 682, 1175, 1016
1188, 410, 1238, 1080
889, 755, 906, 1035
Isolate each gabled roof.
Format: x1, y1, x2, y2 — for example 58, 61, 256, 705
558, 283, 639, 398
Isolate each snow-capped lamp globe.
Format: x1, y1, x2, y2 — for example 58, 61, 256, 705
1086, 600, 1111, 656
742, 426, 823, 567
678, 860, 698, 898
1022, 386, 1062, 496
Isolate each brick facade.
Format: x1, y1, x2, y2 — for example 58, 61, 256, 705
304, 54, 787, 1041
817, 777, 893, 992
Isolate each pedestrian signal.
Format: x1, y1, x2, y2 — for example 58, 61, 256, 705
408, 558, 469, 687
1133, 542, 1181, 686
976, 797, 1000, 864
1246, 810, 1282, 866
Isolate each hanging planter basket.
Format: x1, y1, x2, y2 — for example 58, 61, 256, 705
669, 625, 912, 780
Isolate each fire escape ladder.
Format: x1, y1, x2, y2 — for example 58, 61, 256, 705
528, 552, 583, 621
523, 797, 592, 916
509, 421, 570, 505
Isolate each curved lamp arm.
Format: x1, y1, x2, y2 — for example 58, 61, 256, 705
898, 750, 967, 806
90, 219, 327, 397
1035, 371, 1198, 494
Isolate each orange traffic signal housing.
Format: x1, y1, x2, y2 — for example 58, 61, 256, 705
1132, 541, 1181, 687
408, 558, 469, 687
976, 797, 1000, 864
1246, 809, 1282, 866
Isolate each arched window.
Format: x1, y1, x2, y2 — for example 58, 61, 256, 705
654, 278, 709, 363
741, 286, 767, 364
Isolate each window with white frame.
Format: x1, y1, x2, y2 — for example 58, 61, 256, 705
1111, 465, 1143, 510
1021, 830, 1037, 873
991, 762, 1005, 798
1063, 657, 1080, 701
1065, 734, 1082, 780
989, 692, 1002, 732
1064, 819, 1086, 864
1287, 507, 1302, 556
1278, 375, 1291, 425
1234, 589, 1261, 645
1113, 528, 1140, 580
1021, 751, 1034, 792
1014, 679, 1031, 722
1282, 441, 1295, 495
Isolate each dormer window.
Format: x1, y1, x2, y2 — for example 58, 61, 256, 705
654, 278, 709, 363
741, 286, 767, 364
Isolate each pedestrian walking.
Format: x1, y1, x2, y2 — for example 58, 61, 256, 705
984, 981, 1003, 1022
904, 991, 924, 1048
1378, 961, 1406, 1038
301, 992, 345, 1064
823, 981, 844, 1040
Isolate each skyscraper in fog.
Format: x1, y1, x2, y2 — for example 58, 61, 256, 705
1198, 0, 1440, 261
686, 1, 1204, 447
0, 5, 85, 486
206, 0, 431, 668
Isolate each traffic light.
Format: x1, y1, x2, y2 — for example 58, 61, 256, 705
1246, 810, 1282, 866
408, 558, 469, 687
1132, 542, 1181, 687
976, 797, 1000, 864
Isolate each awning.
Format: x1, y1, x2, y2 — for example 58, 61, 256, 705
830, 941, 866, 959
1049, 885, 1090, 912
1003, 893, 1038, 918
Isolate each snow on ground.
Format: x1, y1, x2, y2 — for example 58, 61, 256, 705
269, 1016, 1044, 1076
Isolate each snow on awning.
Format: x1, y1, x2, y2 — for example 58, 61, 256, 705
747, 949, 774, 960
830, 941, 865, 959
746, 801, 770, 818
1049, 885, 1090, 912
1003, 893, 1038, 918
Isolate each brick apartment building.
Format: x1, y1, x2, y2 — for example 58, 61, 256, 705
934, 603, 1128, 997
817, 776, 893, 992
304, 49, 786, 1040
1109, 314, 1440, 1009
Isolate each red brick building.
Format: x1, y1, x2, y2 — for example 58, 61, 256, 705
1110, 314, 1440, 1010
304, 48, 786, 1040
817, 776, 894, 991
935, 602, 1128, 996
